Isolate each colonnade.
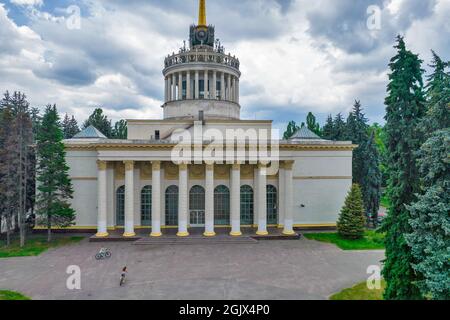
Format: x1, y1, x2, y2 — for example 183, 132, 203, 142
96, 161, 295, 238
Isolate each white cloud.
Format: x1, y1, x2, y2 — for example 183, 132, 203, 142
0, 0, 447, 128
10, 0, 43, 7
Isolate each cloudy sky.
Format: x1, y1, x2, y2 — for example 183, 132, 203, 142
0, 0, 449, 135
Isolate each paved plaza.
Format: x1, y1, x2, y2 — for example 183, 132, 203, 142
0, 236, 384, 300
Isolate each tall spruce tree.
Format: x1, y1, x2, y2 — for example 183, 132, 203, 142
405, 51, 450, 300
36, 105, 76, 242
62, 114, 80, 139
423, 51, 450, 133
322, 114, 334, 140
83, 108, 112, 138
381, 36, 426, 300
360, 131, 382, 225
345, 100, 370, 185
332, 113, 347, 140
405, 129, 449, 300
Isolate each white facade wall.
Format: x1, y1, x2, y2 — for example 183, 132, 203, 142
64, 147, 353, 229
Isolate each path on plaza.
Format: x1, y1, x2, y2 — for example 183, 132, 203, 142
0, 237, 384, 300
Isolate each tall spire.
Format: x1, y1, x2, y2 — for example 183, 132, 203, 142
198, 0, 207, 27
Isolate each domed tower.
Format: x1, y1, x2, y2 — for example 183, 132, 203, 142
162, 0, 241, 120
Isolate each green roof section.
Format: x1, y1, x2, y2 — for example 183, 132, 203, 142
289, 127, 322, 140
72, 125, 107, 139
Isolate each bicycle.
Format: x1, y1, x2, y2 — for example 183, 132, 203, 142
95, 248, 112, 260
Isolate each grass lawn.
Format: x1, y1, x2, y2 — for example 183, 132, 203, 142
0, 235, 84, 258
304, 230, 385, 250
330, 280, 386, 300
0, 290, 31, 300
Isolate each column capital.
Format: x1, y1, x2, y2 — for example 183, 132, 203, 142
205, 163, 214, 170
258, 162, 268, 169
97, 160, 107, 171
232, 163, 241, 170
283, 160, 295, 170
123, 160, 134, 171
179, 163, 188, 171
152, 161, 161, 171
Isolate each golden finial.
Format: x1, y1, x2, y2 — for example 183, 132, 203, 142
198, 0, 207, 27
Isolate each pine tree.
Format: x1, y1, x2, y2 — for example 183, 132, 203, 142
62, 114, 80, 139
83, 108, 112, 138
405, 129, 450, 300
337, 184, 366, 239
405, 51, 450, 300
306, 112, 321, 136
360, 131, 382, 226
283, 120, 300, 139
112, 119, 128, 139
322, 114, 334, 140
381, 36, 426, 300
332, 113, 346, 140
36, 105, 76, 242
346, 100, 370, 185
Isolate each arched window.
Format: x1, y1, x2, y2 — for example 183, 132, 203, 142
190, 186, 205, 226
116, 186, 125, 226
165, 185, 179, 226
141, 186, 152, 226
214, 185, 230, 225
240, 185, 254, 225
267, 185, 278, 225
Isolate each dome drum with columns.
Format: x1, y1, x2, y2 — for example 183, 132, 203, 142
162, 0, 241, 121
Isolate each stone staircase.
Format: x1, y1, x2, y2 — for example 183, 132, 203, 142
133, 235, 258, 246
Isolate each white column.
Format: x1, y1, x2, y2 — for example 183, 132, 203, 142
236, 79, 240, 104
164, 77, 168, 102
96, 161, 108, 237
178, 72, 183, 100
227, 74, 231, 101
195, 71, 199, 99
204, 70, 209, 99
204, 163, 215, 236
172, 73, 176, 101
212, 71, 217, 100
124, 161, 136, 237
177, 163, 189, 237
220, 72, 225, 100
232, 76, 237, 102
256, 163, 268, 235
186, 72, 191, 99
278, 162, 286, 229
230, 163, 242, 236
151, 161, 162, 237
283, 161, 295, 235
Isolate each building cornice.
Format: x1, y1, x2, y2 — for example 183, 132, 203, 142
65, 142, 357, 151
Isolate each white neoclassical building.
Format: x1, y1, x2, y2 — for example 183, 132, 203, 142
63, 0, 356, 238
